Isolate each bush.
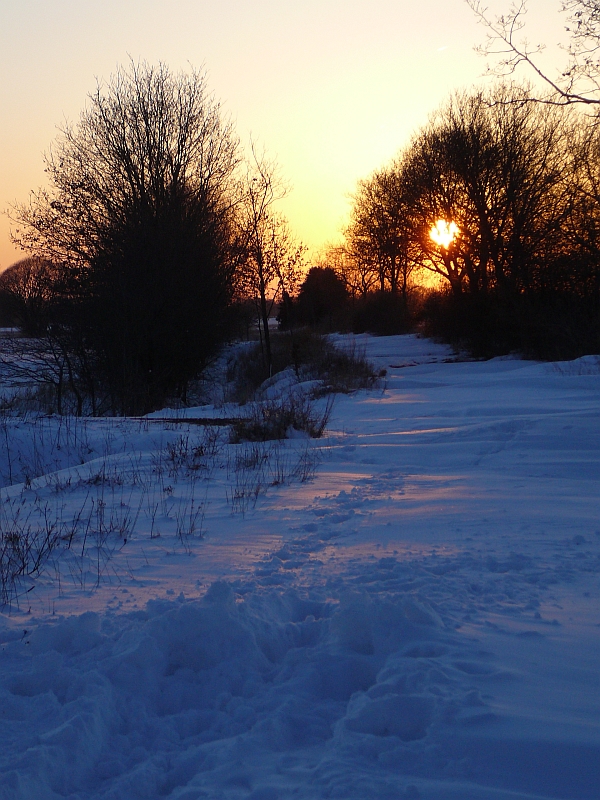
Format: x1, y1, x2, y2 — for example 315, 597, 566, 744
313, 339, 382, 395
294, 267, 349, 330
351, 291, 415, 336
420, 289, 600, 360
230, 393, 333, 442
420, 291, 520, 357
225, 329, 378, 403
518, 293, 600, 360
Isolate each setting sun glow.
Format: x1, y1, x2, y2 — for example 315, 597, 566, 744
0, 1, 495, 271
430, 219, 459, 249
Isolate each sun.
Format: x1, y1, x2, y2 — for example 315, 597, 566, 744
430, 220, 459, 249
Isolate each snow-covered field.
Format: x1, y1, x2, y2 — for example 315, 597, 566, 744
1, 334, 599, 800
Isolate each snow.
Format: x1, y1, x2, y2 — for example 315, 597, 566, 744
1, 334, 599, 800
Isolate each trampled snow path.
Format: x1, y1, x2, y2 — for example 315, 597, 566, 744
1, 335, 599, 799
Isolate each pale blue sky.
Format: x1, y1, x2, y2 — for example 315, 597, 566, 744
0, 0, 565, 269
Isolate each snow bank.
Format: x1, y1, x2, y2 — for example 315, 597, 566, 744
1, 335, 599, 799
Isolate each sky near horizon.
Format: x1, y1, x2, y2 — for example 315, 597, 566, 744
0, 0, 566, 271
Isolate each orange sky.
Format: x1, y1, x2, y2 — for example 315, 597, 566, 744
0, 0, 566, 271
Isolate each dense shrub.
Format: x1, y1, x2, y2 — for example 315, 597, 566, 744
421, 289, 600, 360
226, 329, 378, 403
230, 393, 333, 442
294, 267, 349, 330
351, 291, 415, 336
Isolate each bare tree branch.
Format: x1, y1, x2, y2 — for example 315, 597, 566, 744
468, 0, 600, 106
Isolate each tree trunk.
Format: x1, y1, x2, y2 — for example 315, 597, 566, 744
258, 264, 272, 376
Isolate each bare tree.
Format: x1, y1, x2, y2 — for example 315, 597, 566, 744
556, 121, 600, 303
12, 61, 240, 414
468, 0, 600, 107
399, 131, 472, 296
346, 168, 418, 304
236, 148, 304, 375
320, 243, 378, 300
400, 87, 572, 296
0, 258, 57, 336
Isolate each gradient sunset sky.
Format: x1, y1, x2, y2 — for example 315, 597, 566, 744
0, 0, 566, 270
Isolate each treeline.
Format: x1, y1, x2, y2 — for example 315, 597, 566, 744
322, 85, 600, 358
3, 69, 600, 417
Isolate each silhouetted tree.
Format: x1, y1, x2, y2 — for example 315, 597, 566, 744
296, 266, 348, 328
12, 61, 240, 414
236, 148, 304, 376
345, 84, 600, 355
399, 87, 572, 297
468, 0, 600, 109
0, 257, 57, 335
558, 120, 600, 305
322, 243, 377, 300
347, 168, 416, 303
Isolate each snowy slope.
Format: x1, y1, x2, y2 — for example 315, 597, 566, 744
1, 335, 599, 800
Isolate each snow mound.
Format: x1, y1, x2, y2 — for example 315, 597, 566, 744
2, 583, 488, 799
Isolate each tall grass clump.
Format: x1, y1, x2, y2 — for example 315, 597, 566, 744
230, 393, 333, 443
